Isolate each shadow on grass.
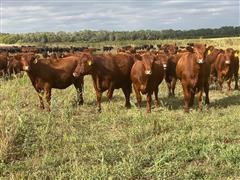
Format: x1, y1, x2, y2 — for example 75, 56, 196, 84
209, 94, 240, 108
81, 91, 240, 111
129, 95, 183, 111
160, 96, 183, 110
84, 93, 126, 106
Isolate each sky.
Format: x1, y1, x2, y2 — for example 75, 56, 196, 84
0, 0, 239, 33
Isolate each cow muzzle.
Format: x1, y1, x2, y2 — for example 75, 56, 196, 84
197, 59, 204, 64
163, 64, 167, 70
225, 60, 230, 64
23, 66, 29, 71
145, 70, 152, 75
73, 72, 79, 77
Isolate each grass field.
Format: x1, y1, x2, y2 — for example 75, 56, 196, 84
0, 37, 240, 179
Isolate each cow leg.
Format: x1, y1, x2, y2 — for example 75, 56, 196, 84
189, 88, 196, 107
183, 84, 190, 113
45, 87, 51, 111
107, 83, 114, 101
210, 65, 216, 84
146, 92, 152, 113
154, 87, 159, 107
165, 78, 172, 97
122, 86, 131, 108
35, 87, 45, 109
227, 76, 232, 91
197, 89, 203, 111
38, 92, 44, 109
234, 73, 239, 90
96, 91, 102, 112
133, 84, 141, 108
171, 78, 177, 96
204, 82, 210, 105
74, 79, 84, 105
218, 73, 224, 90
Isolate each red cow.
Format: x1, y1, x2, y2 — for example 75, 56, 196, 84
72, 52, 134, 112
213, 48, 239, 90
164, 53, 184, 97
18, 53, 84, 111
205, 46, 223, 83
131, 53, 164, 113
176, 44, 210, 112
0, 52, 9, 77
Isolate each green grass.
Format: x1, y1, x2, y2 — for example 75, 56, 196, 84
0, 37, 240, 179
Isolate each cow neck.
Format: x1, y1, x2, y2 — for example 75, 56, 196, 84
141, 61, 152, 93
28, 60, 55, 77
91, 55, 106, 77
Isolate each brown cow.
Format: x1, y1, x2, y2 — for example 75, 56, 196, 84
158, 44, 181, 97
7, 55, 22, 77
18, 53, 84, 111
213, 48, 239, 90
164, 52, 184, 97
176, 44, 210, 112
131, 53, 164, 113
205, 46, 223, 83
161, 44, 178, 54
72, 52, 134, 112
0, 52, 9, 77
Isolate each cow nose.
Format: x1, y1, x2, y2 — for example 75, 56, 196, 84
145, 70, 152, 75
23, 66, 29, 71
197, 59, 204, 64
225, 60, 230, 64
163, 64, 167, 69
73, 72, 79, 77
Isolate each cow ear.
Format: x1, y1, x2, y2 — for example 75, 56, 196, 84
134, 54, 142, 61
33, 55, 40, 64
207, 49, 212, 55
234, 50, 239, 57
186, 46, 194, 52
187, 43, 194, 47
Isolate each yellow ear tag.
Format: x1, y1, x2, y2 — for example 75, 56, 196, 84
207, 50, 211, 55
88, 60, 92, 66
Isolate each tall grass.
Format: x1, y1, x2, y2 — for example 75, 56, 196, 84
5, 37, 240, 50
0, 37, 240, 179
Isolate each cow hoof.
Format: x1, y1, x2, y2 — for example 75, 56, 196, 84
125, 104, 131, 109
78, 101, 84, 105
39, 105, 44, 109
154, 100, 160, 107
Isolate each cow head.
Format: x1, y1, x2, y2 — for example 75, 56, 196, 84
225, 48, 235, 59
187, 43, 207, 64
135, 53, 156, 75
156, 54, 168, 70
73, 53, 94, 77
218, 49, 234, 78
18, 53, 40, 71
162, 44, 178, 54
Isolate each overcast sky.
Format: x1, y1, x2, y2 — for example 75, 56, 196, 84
0, 0, 239, 33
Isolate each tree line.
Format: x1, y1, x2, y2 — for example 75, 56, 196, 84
0, 26, 239, 44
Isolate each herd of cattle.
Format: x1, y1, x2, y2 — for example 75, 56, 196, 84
0, 44, 239, 113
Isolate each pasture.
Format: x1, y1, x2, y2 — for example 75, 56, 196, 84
0, 37, 240, 179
